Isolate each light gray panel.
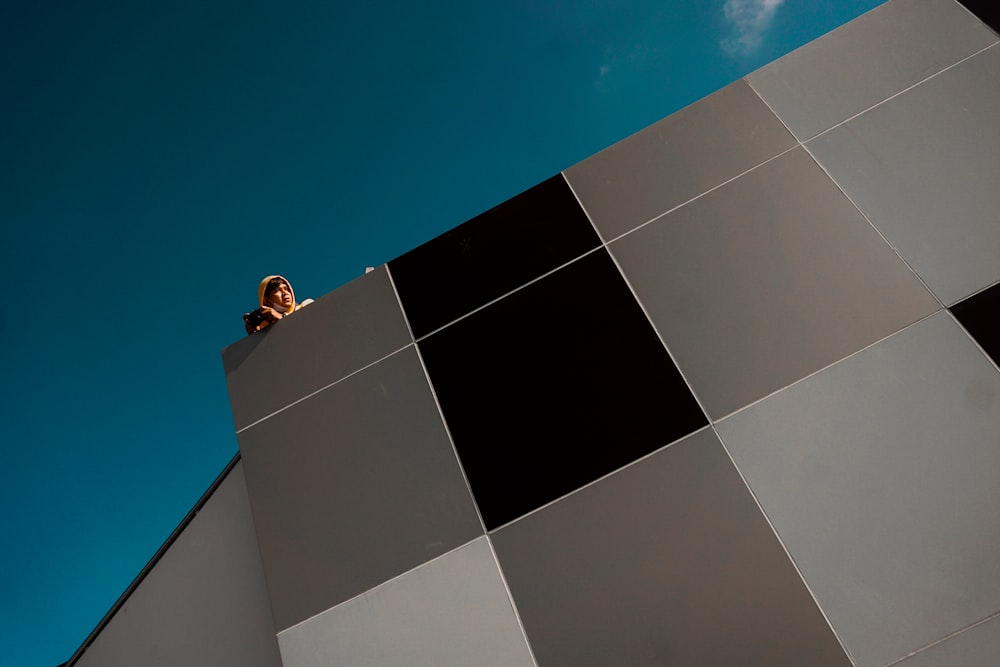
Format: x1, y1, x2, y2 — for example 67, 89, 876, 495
564, 80, 796, 240
716, 312, 1000, 667
807, 44, 1000, 306
236, 345, 483, 632
610, 147, 938, 419
277, 538, 535, 667
747, 0, 997, 140
491, 428, 852, 667
75, 462, 283, 667
896, 615, 1000, 667
223, 265, 412, 430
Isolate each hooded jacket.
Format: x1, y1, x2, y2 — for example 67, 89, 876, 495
244, 275, 314, 334
258, 275, 315, 313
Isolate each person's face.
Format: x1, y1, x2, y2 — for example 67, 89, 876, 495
266, 281, 293, 308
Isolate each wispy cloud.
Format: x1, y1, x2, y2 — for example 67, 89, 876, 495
720, 0, 786, 57
593, 42, 657, 93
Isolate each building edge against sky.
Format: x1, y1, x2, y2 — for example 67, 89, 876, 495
65, 1, 1000, 665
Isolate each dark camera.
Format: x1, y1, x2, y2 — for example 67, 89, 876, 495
243, 308, 269, 334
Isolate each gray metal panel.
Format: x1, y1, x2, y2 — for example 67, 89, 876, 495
563, 80, 796, 241
223, 265, 412, 430
491, 428, 851, 667
747, 0, 998, 141
277, 538, 535, 667
807, 44, 1000, 306
716, 312, 1000, 667
895, 615, 1000, 667
610, 147, 938, 420
236, 345, 483, 631
75, 462, 283, 667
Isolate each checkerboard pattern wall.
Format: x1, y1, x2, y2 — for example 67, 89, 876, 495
67, 1, 1000, 666
223, 2, 1000, 665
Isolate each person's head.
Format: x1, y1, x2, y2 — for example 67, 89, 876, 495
258, 275, 296, 312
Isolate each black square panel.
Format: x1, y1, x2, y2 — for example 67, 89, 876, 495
951, 281, 1000, 366
960, 0, 1000, 33
388, 175, 601, 339
491, 428, 852, 667
418, 249, 707, 530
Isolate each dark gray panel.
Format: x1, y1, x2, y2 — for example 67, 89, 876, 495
75, 462, 283, 667
807, 44, 1000, 305
896, 615, 1000, 667
564, 80, 796, 240
492, 428, 851, 667
388, 175, 601, 339
236, 346, 483, 631
277, 538, 535, 667
951, 281, 1000, 367
223, 265, 412, 430
418, 249, 707, 530
958, 0, 1000, 33
717, 313, 1000, 667
610, 147, 938, 419
747, 0, 997, 140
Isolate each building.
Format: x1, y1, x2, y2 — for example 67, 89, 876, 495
65, 1, 1000, 665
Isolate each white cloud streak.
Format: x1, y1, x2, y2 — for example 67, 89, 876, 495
721, 0, 786, 57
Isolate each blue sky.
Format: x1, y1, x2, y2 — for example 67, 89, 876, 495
1, 1, 883, 664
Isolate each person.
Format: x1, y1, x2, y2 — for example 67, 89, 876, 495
243, 275, 314, 334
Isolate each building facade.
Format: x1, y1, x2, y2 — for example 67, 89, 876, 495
68, 1, 1000, 665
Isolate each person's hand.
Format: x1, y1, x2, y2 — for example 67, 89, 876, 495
244, 306, 284, 334
259, 306, 283, 323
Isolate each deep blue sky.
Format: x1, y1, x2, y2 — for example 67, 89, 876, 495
1, 1, 883, 664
